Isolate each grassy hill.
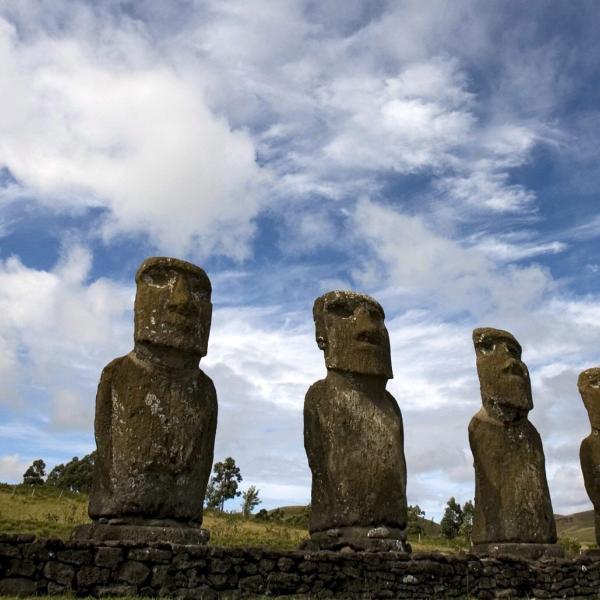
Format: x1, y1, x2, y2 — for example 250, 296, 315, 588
556, 510, 597, 546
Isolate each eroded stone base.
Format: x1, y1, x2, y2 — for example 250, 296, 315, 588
582, 548, 600, 558
473, 542, 565, 559
302, 525, 411, 553
72, 522, 210, 545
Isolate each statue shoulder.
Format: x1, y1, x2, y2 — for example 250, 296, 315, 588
522, 417, 542, 441
196, 369, 218, 408
468, 408, 492, 435
581, 432, 600, 458
98, 354, 130, 384
384, 389, 401, 408
305, 379, 327, 412
197, 368, 215, 390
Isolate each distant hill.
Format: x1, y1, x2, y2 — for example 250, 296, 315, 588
556, 510, 596, 546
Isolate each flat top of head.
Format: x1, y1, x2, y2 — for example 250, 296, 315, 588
578, 367, 600, 389
472, 327, 521, 353
313, 290, 385, 317
135, 256, 211, 291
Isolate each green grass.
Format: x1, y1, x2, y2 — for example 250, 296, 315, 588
0, 485, 449, 551
0, 483, 88, 539
0, 485, 308, 550
0, 484, 588, 556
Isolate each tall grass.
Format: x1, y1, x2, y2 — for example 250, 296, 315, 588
0, 485, 308, 549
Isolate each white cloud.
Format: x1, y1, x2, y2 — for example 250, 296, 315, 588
0, 454, 29, 482
469, 233, 567, 262
352, 198, 554, 319
0, 14, 266, 259
0, 245, 132, 419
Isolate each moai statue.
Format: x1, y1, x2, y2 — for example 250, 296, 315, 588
579, 368, 600, 549
73, 257, 217, 544
303, 290, 409, 552
469, 327, 562, 558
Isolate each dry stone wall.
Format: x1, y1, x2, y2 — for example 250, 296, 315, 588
1, 534, 600, 599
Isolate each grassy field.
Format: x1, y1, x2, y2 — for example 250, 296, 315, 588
0, 484, 459, 552
0, 484, 308, 550
0, 484, 590, 555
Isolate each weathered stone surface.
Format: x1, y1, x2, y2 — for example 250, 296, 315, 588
579, 367, 600, 546
118, 560, 151, 585
73, 523, 209, 545
473, 543, 564, 560
76, 565, 109, 586
94, 546, 123, 567
0, 577, 38, 596
82, 257, 217, 541
97, 584, 137, 597
469, 328, 557, 546
44, 560, 75, 586
304, 291, 408, 551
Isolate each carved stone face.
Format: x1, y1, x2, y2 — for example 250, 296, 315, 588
473, 327, 532, 422
134, 257, 212, 357
313, 290, 393, 379
578, 368, 600, 430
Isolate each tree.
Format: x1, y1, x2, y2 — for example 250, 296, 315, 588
205, 457, 242, 511
440, 496, 463, 540
460, 500, 474, 543
407, 504, 426, 537
47, 452, 96, 493
23, 459, 46, 485
242, 485, 261, 517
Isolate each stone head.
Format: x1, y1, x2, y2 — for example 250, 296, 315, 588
313, 290, 393, 379
578, 368, 600, 430
134, 257, 212, 357
473, 327, 532, 423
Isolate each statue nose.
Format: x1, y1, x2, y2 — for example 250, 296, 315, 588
169, 275, 192, 308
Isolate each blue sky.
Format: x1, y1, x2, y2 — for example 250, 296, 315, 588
0, 0, 599, 520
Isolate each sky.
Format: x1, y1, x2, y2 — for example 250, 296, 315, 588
0, 0, 599, 521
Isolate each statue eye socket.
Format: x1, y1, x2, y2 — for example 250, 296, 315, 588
368, 307, 383, 320
142, 267, 173, 286
507, 343, 520, 357
327, 302, 354, 318
479, 339, 494, 354
189, 282, 210, 301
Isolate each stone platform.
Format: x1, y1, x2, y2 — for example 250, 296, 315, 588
1, 534, 600, 598
302, 525, 411, 552
72, 521, 209, 545
473, 542, 565, 559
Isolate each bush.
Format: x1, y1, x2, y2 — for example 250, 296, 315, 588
559, 536, 581, 556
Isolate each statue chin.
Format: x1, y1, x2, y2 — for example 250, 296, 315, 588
325, 348, 393, 379
135, 328, 207, 357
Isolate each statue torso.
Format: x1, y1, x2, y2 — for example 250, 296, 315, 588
90, 352, 217, 521
581, 431, 600, 508
304, 377, 407, 533
469, 409, 556, 544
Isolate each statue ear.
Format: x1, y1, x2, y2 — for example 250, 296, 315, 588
317, 336, 327, 350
